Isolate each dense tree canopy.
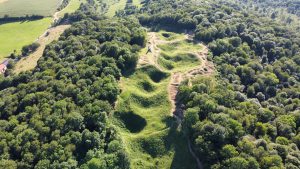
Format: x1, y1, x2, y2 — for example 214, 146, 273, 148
0, 1, 146, 168
0, 0, 299, 168
134, 0, 300, 168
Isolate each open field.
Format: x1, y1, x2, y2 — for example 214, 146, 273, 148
0, 18, 52, 61
58, 0, 85, 17
14, 25, 71, 74
113, 31, 211, 168
0, 0, 62, 17
104, 0, 142, 17
105, 0, 127, 17
0, 0, 81, 64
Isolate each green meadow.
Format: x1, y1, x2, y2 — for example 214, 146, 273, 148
58, 0, 85, 17
105, 0, 142, 17
0, 0, 61, 17
113, 31, 204, 168
0, 18, 52, 60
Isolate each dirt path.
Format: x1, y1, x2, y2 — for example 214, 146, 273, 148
14, 25, 71, 74
138, 32, 166, 70
13, 2, 72, 74
169, 46, 214, 118
138, 32, 188, 70
137, 32, 214, 169
138, 32, 214, 117
188, 139, 204, 169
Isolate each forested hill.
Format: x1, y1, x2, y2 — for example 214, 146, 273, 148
0, 2, 146, 168
135, 0, 299, 168
0, 0, 300, 169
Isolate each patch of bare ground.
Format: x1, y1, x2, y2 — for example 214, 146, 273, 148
138, 32, 215, 118
14, 25, 70, 74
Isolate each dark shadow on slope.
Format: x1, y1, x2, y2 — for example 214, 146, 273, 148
162, 116, 198, 169
116, 111, 147, 133
140, 65, 169, 83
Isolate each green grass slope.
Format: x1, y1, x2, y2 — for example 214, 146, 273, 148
0, 18, 52, 61
0, 0, 61, 17
113, 31, 204, 168
58, 0, 85, 17
105, 0, 142, 17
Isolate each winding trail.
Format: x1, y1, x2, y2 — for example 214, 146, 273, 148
14, 25, 70, 74
138, 32, 215, 118
137, 31, 215, 169
13, 1, 74, 74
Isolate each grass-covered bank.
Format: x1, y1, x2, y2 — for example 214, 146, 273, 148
113, 31, 208, 168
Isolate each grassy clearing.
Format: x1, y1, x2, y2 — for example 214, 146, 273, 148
0, 0, 61, 17
14, 25, 71, 74
158, 52, 200, 71
114, 66, 195, 168
158, 39, 202, 72
0, 18, 52, 61
113, 31, 205, 168
158, 31, 186, 41
58, 0, 85, 17
104, 0, 142, 17
105, 0, 127, 17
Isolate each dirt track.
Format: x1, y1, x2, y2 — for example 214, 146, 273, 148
138, 32, 213, 169
13, 3, 72, 74
14, 25, 70, 73
138, 32, 214, 117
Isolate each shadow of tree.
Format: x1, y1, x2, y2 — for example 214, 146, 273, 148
161, 116, 197, 169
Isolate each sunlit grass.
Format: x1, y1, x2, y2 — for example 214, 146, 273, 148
0, 17, 52, 61
105, 0, 127, 17
58, 0, 86, 17
113, 31, 203, 168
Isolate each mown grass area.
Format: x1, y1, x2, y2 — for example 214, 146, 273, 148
114, 66, 196, 168
0, 18, 52, 61
58, 0, 85, 17
158, 38, 202, 72
158, 31, 186, 41
113, 31, 202, 168
104, 0, 142, 17
158, 52, 199, 71
105, 0, 127, 17
0, 0, 61, 17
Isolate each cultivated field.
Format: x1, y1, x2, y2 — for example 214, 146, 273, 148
0, 18, 52, 61
0, 0, 62, 17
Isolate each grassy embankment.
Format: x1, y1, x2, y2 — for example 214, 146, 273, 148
14, 0, 85, 73
113, 31, 202, 168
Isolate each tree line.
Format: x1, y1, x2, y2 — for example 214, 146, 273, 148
130, 0, 300, 168
0, 1, 146, 168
